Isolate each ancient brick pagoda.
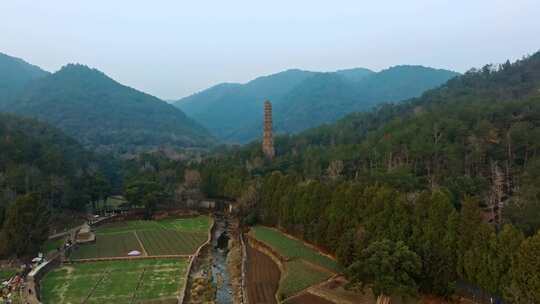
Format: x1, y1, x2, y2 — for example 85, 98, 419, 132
262, 100, 275, 159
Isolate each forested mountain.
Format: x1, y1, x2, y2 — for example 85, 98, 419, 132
0, 52, 49, 104
1, 64, 214, 153
0, 113, 112, 257
192, 51, 540, 302
175, 66, 458, 142
176, 69, 315, 140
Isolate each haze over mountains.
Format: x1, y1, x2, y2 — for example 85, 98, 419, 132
175, 65, 459, 143
0, 51, 460, 152
0, 53, 213, 154
0, 53, 49, 102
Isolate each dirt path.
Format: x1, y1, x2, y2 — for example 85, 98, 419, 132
82, 270, 110, 304
130, 267, 147, 304
23, 279, 41, 304
133, 231, 148, 256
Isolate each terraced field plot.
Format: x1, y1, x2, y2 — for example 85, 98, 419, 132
250, 226, 340, 299
41, 259, 188, 304
138, 230, 207, 255
250, 226, 340, 272
70, 216, 210, 259
70, 232, 142, 259
279, 260, 333, 298
246, 243, 280, 304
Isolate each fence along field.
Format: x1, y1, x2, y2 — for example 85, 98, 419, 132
70, 215, 210, 259
249, 226, 341, 299
41, 258, 188, 304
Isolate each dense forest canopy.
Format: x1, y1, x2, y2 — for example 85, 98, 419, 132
0, 52, 49, 104
0, 113, 115, 257
175, 65, 458, 143
192, 52, 540, 302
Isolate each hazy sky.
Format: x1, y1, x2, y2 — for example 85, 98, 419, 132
1, 1, 539, 100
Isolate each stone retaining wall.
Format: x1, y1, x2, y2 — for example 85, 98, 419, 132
66, 254, 190, 263
239, 233, 248, 304
178, 216, 215, 304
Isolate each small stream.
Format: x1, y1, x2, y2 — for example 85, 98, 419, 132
211, 214, 233, 304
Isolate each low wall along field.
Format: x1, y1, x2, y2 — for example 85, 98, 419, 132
249, 226, 340, 300
70, 216, 210, 259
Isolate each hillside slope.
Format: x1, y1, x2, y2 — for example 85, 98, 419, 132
2, 64, 214, 153
248, 52, 540, 234
0, 52, 49, 104
197, 51, 540, 303
176, 69, 316, 140
0, 112, 98, 208
175, 66, 458, 143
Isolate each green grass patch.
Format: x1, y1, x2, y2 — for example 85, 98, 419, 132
0, 268, 17, 281
71, 216, 210, 259
70, 232, 142, 259
41, 259, 188, 304
42, 237, 65, 253
279, 260, 333, 299
135, 259, 188, 302
96, 220, 162, 235
250, 226, 340, 272
96, 215, 210, 235
157, 216, 211, 232
138, 230, 207, 255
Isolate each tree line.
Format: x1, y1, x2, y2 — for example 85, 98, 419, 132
195, 53, 540, 302
0, 113, 113, 257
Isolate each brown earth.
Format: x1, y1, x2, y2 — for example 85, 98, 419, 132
284, 292, 335, 304
246, 243, 280, 304
309, 276, 376, 304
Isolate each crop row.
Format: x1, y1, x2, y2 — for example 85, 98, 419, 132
71, 232, 142, 259
96, 216, 211, 235
250, 226, 340, 272
138, 230, 208, 255
279, 260, 332, 299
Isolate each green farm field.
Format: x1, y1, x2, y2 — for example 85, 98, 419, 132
40, 258, 188, 304
279, 260, 334, 298
70, 216, 210, 259
250, 226, 340, 272
250, 226, 340, 299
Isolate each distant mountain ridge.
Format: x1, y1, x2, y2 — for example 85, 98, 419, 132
0, 53, 214, 153
174, 65, 459, 143
0, 52, 49, 104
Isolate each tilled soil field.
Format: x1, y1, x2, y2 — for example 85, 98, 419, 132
246, 243, 280, 304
